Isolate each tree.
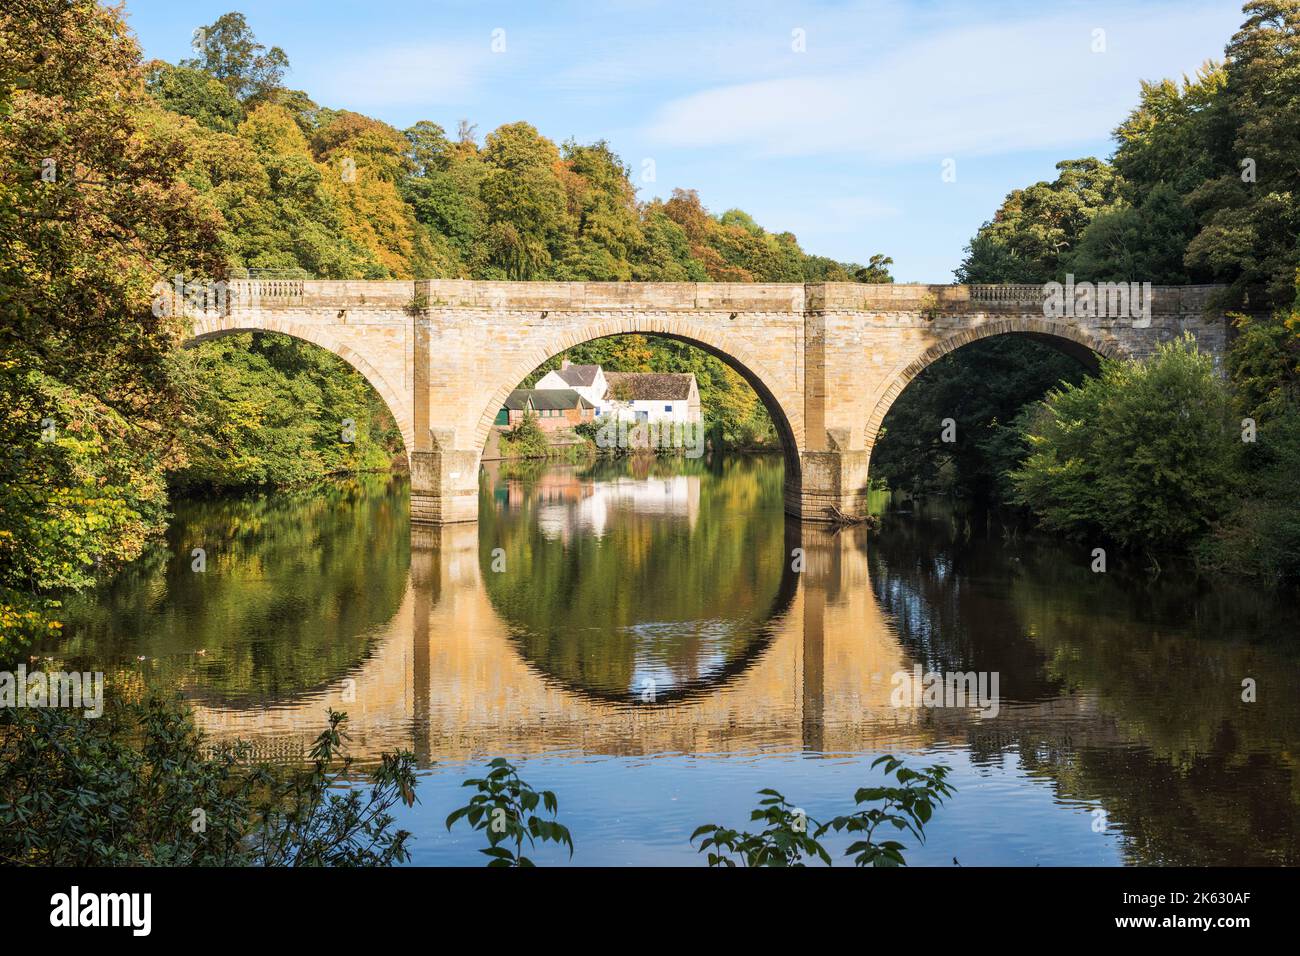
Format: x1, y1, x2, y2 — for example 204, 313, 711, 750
1066, 183, 1198, 283
180, 11, 289, 103
1201, 308, 1300, 580
145, 62, 243, 134
172, 332, 402, 491
1110, 64, 1232, 200
0, 700, 417, 866
1010, 336, 1239, 554
955, 158, 1123, 283
479, 123, 570, 278
871, 336, 1087, 503
1184, 1, 1300, 306
855, 253, 894, 283
0, 0, 223, 654
557, 139, 642, 280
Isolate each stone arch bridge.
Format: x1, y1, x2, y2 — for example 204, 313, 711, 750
189, 279, 1228, 524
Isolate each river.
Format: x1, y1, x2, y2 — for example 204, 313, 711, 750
40, 455, 1300, 865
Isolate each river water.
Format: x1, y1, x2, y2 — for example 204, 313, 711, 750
41, 456, 1300, 865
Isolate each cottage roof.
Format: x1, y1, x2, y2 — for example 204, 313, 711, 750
504, 388, 593, 411
603, 372, 695, 401
551, 364, 601, 387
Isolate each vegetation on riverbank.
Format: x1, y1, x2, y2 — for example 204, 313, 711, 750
0, 699, 417, 865
875, 1, 1300, 581
1, 0, 224, 660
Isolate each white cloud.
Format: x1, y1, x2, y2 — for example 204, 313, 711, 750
643, 2, 1237, 162
301, 40, 487, 110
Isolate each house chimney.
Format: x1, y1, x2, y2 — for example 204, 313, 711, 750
561, 359, 570, 370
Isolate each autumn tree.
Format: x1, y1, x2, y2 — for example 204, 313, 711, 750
0, 0, 224, 652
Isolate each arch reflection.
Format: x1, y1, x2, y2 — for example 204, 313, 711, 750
478, 456, 796, 704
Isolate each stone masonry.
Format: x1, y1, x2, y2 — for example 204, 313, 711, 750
187, 279, 1230, 524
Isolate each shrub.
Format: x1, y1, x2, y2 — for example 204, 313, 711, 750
445, 758, 573, 866
0, 698, 417, 866
498, 412, 550, 459
691, 755, 954, 867
1009, 335, 1238, 553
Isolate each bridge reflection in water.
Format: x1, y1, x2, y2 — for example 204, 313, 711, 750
156, 459, 1300, 864
190, 522, 923, 761
186, 462, 1115, 765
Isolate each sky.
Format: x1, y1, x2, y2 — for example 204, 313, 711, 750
120, 0, 1243, 282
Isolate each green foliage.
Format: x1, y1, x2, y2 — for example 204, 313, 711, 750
145, 62, 243, 133
1200, 400, 1300, 580
1009, 336, 1239, 553
1066, 183, 1198, 283
871, 337, 1088, 503
691, 755, 954, 867
250, 708, 418, 866
820, 756, 956, 867
497, 412, 551, 460
178, 11, 289, 104
172, 332, 401, 491
0, 0, 224, 653
1184, 1, 1300, 305
0, 699, 417, 866
1200, 310, 1300, 580
0, 590, 61, 666
445, 758, 573, 866
960, 5, 1300, 308
956, 158, 1123, 283
855, 253, 896, 284
692, 789, 831, 867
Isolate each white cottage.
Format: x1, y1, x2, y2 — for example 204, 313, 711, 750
533, 361, 608, 409
535, 361, 702, 424
601, 372, 701, 424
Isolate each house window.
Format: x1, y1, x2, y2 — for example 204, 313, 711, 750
664, 404, 672, 412
595, 408, 601, 416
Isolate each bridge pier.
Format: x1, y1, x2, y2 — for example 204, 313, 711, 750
795, 449, 872, 522
410, 442, 481, 525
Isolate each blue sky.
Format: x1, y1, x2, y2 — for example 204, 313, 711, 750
120, 0, 1243, 281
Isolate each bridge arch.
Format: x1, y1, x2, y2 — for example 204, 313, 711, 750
186, 318, 415, 457
467, 314, 804, 482
863, 318, 1127, 453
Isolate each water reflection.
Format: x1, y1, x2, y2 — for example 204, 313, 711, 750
480, 457, 794, 703
43, 459, 1300, 865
